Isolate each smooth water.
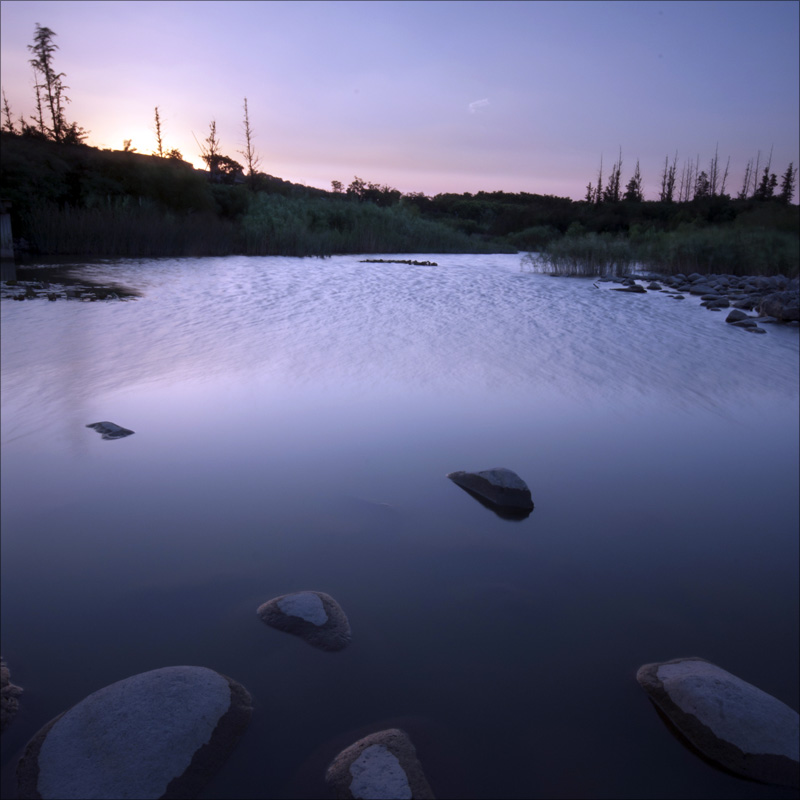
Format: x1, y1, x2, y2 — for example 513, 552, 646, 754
1, 254, 798, 799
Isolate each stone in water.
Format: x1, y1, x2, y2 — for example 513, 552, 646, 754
86, 421, 134, 440
258, 591, 351, 651
636, 656, 799, 788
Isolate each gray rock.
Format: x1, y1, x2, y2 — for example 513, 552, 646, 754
17, 666, 252, 800
725, 309, 750, 324
646, 282, 663, 291
688, 284, 716, 296
731, 319, 759, 329
86, 421, 134, 440
447, 468, 534, 518
325, 728, 435, 799
612, 284, 646, 293
258, 591, 351, 651
757, 286, 800, 322
745, 326, 767, 334
1, 657, 23, 733
636, 657, 799, 788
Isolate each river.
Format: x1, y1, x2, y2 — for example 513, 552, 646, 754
1, 253, 798, 799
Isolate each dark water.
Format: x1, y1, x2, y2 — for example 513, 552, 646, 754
1, 254, 798, 799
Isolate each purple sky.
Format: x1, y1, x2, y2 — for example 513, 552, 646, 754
1, 0, 798, 201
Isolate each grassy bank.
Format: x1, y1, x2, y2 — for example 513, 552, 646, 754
527, 223, 799, 278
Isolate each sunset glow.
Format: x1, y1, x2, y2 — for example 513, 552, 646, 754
1, 0, 798, 200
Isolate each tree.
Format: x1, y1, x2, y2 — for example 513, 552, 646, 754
122, 139, 136, 152
602, 149, 622, 203
754, 166, 777, 200
153, 106, 164, 157
331, 180, 344, 194
238, 97, 261, 183
2, 89, 16, 133
195, 119, 222, 176
778, 162, 797, 205
27, 23, 83, 143
694, 170, 710, 199
166, 148, 183, 160
623, 160, 643, 202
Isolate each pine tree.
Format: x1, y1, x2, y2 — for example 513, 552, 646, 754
623, 160, 643, 202
778, 163, 797, 205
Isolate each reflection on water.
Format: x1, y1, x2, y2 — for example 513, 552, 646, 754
1, 254, 798, 799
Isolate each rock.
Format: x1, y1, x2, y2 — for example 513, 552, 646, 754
612, 284, 646, 293
745, 326, 767, 334
258, 591, 351, 651
757, 284, 800, 322
1, 657, 23, 733
636, 657, 799, 788
688, 284, 716, 296
325, 728, 435, 799
86, 421, 135, 440
731, 319, 759, 329
447, 468, 534, 519
725, 309, 751, 324
17, 666, 252, 800
646, 282, 662, 291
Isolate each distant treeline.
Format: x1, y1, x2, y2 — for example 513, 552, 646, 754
1, 132, 798, 274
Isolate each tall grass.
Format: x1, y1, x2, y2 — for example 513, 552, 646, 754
19, 195, 508, 258
527, 225, 799, 277
240, 194, 506, 256
23, 203, 240, 257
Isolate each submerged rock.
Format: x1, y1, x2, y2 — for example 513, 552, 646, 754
636, 656, 799, 788
612, 284, 646, 293
258, 591, 351, 651
325, 728, 435, 799
17, 666, 252, 800
1, 657, 23, 733
447, 468, 533, 519
86, 421, 135, 440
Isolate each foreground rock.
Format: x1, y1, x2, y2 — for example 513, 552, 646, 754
86, 421, 135, 440
258, 591, 351, 651
636, 656, 799, 788
1, 656, 23, 732
17, 666, 252, 799
325, 728, 435, 799
448, 468, 533, 519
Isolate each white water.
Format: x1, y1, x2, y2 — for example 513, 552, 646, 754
1, 254, 798, 799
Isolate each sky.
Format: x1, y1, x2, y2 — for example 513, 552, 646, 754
1, 0, 798, 201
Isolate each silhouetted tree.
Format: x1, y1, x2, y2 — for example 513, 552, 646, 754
2, 89, 16, 133
122, 139, 136, 152
27, 24, 84, 143
195, 119, 222, 176
331, 180, 344, 194
623, 160, 643, 202
238, 97, 261, 184
153, 106, 164, 157
166, 148, 183, 160
778, 162, 797, 205
694, 170, 710, 199
602, 150, 622, 203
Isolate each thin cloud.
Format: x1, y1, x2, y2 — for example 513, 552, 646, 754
468, 98, 489, 114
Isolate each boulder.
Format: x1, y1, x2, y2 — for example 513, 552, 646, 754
17, 666, 252, 800
325, 728, 435, 799
86, 421, 135, 440
258, 591, 351, 651
447, 468, 534, 519
725, 309, 751, 324
612, 284, 646, 293
757, 287, 800, 323
1, 657, 23, 733
636, 657, 799, 788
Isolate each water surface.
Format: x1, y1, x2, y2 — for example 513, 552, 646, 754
2, 254, 798, 799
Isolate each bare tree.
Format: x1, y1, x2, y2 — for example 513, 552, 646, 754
194, 119, 222, 176
709, 144, 719, 196
238, 97, 261, 182
719, 155, 730, 197
153, 106, 164, 157
2, 89, 17, 133
738, 159, 753, 199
